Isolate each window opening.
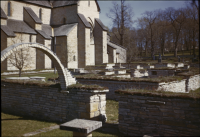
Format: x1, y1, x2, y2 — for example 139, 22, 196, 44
63, 18, 66, 24
29, 35, 32, 42
88, 1, 90, 7
39, 8, 42, 20
8, 2, 11, 16
73, 55, 76, 61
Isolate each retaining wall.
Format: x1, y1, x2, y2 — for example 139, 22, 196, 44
116, 93, 200, 136
1, 81, 108, 122
77, 74, 200, 100
148, 69, 176, 78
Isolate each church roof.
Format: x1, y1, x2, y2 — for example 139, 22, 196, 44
52, 1, 78, 8
24, 7, 42, 24
77, 13, 91, 28
54, 23, 78, 37
1, 25, 16, 37
95, 18, 108, 31
1, 8, 7, 19
7, 19, 37, 34
107, 41, 127, 50
42, 24, 52, 37
51, 0, 100, 11
36, 30, 51, 39
20, 1, 51, 8
107, 42, 117, 49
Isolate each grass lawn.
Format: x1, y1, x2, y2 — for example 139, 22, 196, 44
106, 100, 119, 123
1, 100, 118, 137
1, 112, 57, 137
32, 128, 117, 137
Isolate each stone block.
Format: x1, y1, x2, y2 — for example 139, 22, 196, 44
90, 102, 99, 112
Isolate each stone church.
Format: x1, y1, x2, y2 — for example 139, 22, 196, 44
1, 0, 126, 71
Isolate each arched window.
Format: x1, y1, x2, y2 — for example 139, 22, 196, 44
63, 18, 66, 24
39, 8, 42, 20
7, 1, 11, 16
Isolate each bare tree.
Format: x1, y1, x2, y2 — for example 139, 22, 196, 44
142, 10, 159, 58
165, 7, 186, 57
7, 32, 32, 77
8, 48, 32, 77
107, 0, 134, 47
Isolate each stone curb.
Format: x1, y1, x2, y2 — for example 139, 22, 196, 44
22, 125, 59, 137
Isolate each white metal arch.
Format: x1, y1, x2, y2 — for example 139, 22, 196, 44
1, 42, 74, 90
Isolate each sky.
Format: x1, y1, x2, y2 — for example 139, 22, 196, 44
98, 0, 189, 29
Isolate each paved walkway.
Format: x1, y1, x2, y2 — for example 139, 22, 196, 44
23, 125, 59, 137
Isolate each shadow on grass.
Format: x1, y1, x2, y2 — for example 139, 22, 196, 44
1, 110, 62, 125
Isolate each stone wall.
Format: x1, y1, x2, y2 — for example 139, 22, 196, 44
44, 39, 52, 69
94, 20, 107, 65
157, 79, 186, 93
1, 30, 7, 71
77, 75, 200, 100
131, 69, 148, 78
154, 63, 175, 68
67, 24, 78, 69
148, 69, 176, 78
188, 74, 200, 91
1, 18, 7, 25
51, 5, 78, 26
78, 1, 99, 25
1, 81, 108, 123
116, 93, 200, 136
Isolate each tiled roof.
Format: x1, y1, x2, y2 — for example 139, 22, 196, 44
95, 18, 108, 31
54, 23, 78, 37
21, 1, 51, 8
1, 8, 7, 19
24, 7, 42, 24
52, 1, 78, 8
36, 30, 51, 39
1, 25, 16, 37
7, 19, 37, 34
77, 13, 91, 28
42, 24, 52, 37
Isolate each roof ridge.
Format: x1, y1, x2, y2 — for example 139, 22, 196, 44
109, 41, 127, 49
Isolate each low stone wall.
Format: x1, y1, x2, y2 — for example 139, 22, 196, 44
154, 63, 175, 68
1, 81, 108, 122
148, 69, 176, 78
116, 93, 200, 136
157, 79, 186, 92
130, 69, 148, 78
188, 74, 200, 91
77, 78, 190, 100
115, 70, 126, 74
175, 63, 184, 68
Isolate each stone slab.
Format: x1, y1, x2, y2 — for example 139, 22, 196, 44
29, 76, 46, 81
60, 119, 102, 134
5, 77, 30, 80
